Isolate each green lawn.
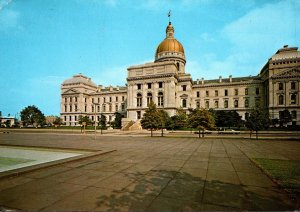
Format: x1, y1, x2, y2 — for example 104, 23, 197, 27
253, 158, 300, 197
0, 157, 34, 167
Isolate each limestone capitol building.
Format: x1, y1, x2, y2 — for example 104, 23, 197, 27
61, 21, 300, 128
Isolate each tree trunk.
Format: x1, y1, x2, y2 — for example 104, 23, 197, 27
161, 128, 164, 137
202, 130, 205, 138
151, 128, 153, 137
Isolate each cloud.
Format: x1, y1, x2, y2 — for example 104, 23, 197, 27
0, 0, 12, 11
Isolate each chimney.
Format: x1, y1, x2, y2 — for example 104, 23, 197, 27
116, 86, 119, 91
229, 75, 232, 83
109, 86, 113, 91
219, 76, 222, 83
201, 78, 204, 85
283, 45, 288, 48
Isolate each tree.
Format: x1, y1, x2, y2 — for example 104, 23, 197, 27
157, 110, 171, 137
20, 105, 45, 127
53, 116, 63, 126
213, 110, 243, 129
170, 108, 187, 130
78, 115, 92, 126
245, 107, 270, 139
187, 108, 215, 138
279, 109, 292, 127
111, 112, 123, 129
99, 114, 107, 129
141, 101, 159, 137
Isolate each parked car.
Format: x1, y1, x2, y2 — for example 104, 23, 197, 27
218, 129, 240, 134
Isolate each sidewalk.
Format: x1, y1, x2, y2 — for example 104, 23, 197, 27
0, 133, 299, 211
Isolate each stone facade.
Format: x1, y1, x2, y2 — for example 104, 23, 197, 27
61, 22, 300, 127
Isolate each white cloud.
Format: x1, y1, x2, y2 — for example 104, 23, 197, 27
0, 0, 12, 11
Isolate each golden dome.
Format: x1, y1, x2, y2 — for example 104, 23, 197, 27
156, 38, 185, 55
155, 22, 185, 62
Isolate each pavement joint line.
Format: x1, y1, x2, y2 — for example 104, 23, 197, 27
200, 139, 212, 205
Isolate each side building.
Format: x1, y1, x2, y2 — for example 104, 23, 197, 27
61, 22, 300, 127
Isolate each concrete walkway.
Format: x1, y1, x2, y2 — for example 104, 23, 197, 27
0, 133, 299, 211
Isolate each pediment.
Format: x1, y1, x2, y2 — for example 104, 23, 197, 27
62, 88, 80, 95
180, 94, 189, 98
271, 68, 300, 79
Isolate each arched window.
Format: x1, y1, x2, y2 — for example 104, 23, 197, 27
109, 104, 112, 112
182, 99, 187, 108
102, 104, 106, 112
291, 94, 296, 104
214, 101, 219, 108
205, 101, 209, 109
279, 95, 284, 105
234, 100, 239, 108
158, 92, 164, 107
291, 82, 296, 90
137, 93, 142, 107
224, 100, 228, 108
147, 93, 152, 106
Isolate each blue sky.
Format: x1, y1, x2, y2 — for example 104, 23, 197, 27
0, 0, 299, 117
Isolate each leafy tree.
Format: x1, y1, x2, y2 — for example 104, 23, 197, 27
187, 108, 215, 138
214, 110, 243, 129
170, 108, 187, 130
99, 114, 107, 129
245, 106, 270, 139
78, 115, 92, 126
279, 109, 292, 127
20, 105, 45, 127
53, 116, 63, 126
111, 112, 123, 129
157, 110, 171, 137
141, 101, 159, 137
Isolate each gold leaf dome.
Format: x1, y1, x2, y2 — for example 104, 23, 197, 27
155, 22, 185, 63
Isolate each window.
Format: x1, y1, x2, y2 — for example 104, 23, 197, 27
224, 90, 228, 96
291, 111, 297, 119
91, 106, 94, 112
75, 97, 77, 102
147, 93, 152, 106
224, 100, 228, 108
206, 91, 209, 97
234, 89, 238, 96
98, 98, 100, 103
279, 95, 284, 105
245, 88, 248, 95
70, 105, 72, 112
214, 101, 219, 108
85, 106, 87, 112
121, 103, 125, 111
91, 116, 94, 121
75, 105, 77, 112
64, 116, 66, 121
116, 96, 118, 102
205, 101, 209, 109
255, 98, 261, 107
196, 91, 200, 98
182, 85, 186, 91
158, 82, 163, 88
75, 116, 77, 121
64, 105, 67, 112
196, 101, 200, 108
291, 94, 296, 104
70, 97, 72, 102
234, 100, 239, 108
278, 83, 283, 90
137, 93, 142, 107
109, 97, 112, 102
137, 84, 142, 90
69, 116, 72, 121
245, 99, 249, 108
158, 92, 164, 107
182, 99, 187, 107
102, 104, 106, 112
85, 98, 87, 103
256, 87, 260, 95
92, 98, 94, 103
103, 97, 106, 103
137, 111, 141, 119
109, 104, 112, 112
215, 90, 218, 97
122, 96, 125, 101
65, 97, 67, 102
291, 82, 296, 90
148, 83, 152, 89
97, 105, 100, 112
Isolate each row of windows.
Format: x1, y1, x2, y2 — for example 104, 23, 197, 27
182, 98, 260, 109
272, 60, 299, 65
64, 97, 78, 102
137, 92, 164, 107
64, 103, 125, 112
195, 88, 259, 97
64, 115, 114, 123
91, 96, 125, 103
278, 82, 297, 90
278, 94, 297, 105
137, 82, 163, 90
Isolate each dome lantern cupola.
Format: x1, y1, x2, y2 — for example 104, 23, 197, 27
155, 21, 186, 73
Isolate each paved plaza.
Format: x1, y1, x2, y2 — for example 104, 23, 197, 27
0, 133, 299, 211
